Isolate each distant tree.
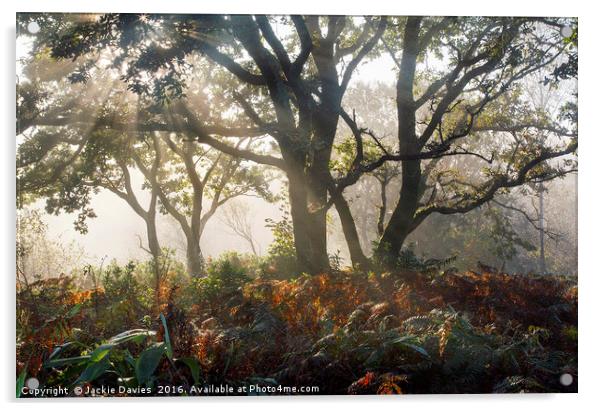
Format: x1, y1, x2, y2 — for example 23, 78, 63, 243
16, 208, 84, 283
221, 200, 261, 256
17, 58, 272, 277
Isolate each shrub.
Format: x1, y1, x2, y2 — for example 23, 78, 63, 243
16, 259, 577, 396
193, 252, 252, 306
264, 211, 299, 278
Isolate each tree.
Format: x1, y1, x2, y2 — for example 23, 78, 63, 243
17, 51, 272, 277
17, 13, 387, 273
331, 81, 400, 253
333, 16, 577, 265
221, 200, 260, 256
17, 14, 577, 272
147, 133, 271, 275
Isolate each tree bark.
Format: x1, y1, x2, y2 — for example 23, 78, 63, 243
286, 167, 330, 274
332, 192, 370, 269
185, 233, 204, 278
144, 213, 163, 306
377, 178, 388, 236
376, 160, 422, 263
376, 17, 423, 264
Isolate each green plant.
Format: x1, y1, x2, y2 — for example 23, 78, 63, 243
264, 209, 298, 277
39, 314, 201, 393
194, 252, 251, 304
17, 257, 577, 396
97, 261, 153, 334
377, 244, 457, 275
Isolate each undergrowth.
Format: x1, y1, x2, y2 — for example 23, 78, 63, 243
16, 254, 577, 396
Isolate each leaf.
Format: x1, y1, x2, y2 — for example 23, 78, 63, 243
108, 329, 156, 345
65, 303, 82, 318
177, 357, 201, 385
47, 341, 84, 361
364, 348, 384, 366
16, 367, 26, 398
160, 313, 173, 359
401, 342, 430, 358
89, 344, 115, 362
388, 336, 431, 358
125, 350, 136, 369
135, 343, 165, 385
76, 356, 110, 383
44, 355, 91, 368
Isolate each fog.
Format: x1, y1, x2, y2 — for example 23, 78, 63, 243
25, 48, 399, 266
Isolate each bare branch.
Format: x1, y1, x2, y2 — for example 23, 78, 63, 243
340, 17, 387, 93
414, 140, 577, 219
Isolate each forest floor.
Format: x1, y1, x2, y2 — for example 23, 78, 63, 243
17, 264, 578, 396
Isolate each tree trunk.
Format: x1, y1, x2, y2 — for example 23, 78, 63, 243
185, 235, 204, 278
145, 216, 163, 306
376, 161, 422, 263
377, 178, 388, 236
538, 183, 546, 275
358, 211, 371, 254
286, 168, 330, 275
146, 219, 161, 263
376, 17, 423, 266
297, 87, 342, 273
332, 192, 370, 269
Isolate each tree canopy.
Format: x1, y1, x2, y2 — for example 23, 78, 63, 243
17, 14, 577, 274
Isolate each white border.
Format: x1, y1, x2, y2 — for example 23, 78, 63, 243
2, 1, 599, 410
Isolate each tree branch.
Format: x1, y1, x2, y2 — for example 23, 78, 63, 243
173, 101, 286, 169
414, 140, 577, 220
340, 17, 387, 93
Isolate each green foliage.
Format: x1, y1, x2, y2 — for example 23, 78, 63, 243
16, 368, 26, 398
193, 252, 252, 304
374, 242, 457, 275
135, 343, 166, 386
28, 313, 201, 393
92, 261, 154, 334
395, 246, 457, 275
41, 328, 157, 385
486, 207, 537, 260
264, 207, 298, 277
408, 202, 540, 273
265, 213, 295, 259
17, 257, 577, 396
